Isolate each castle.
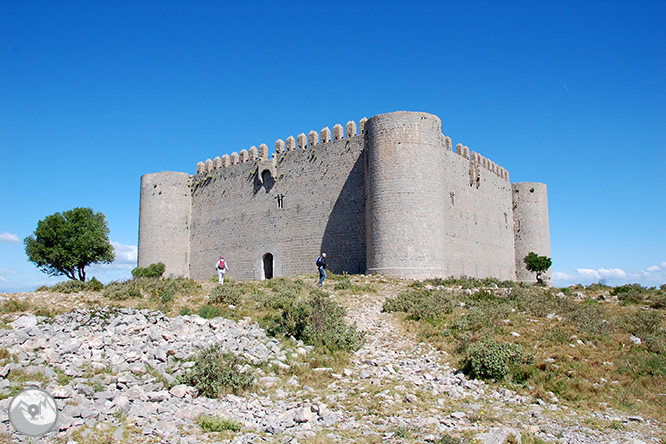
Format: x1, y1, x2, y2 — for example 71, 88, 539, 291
138, 111, 550, 284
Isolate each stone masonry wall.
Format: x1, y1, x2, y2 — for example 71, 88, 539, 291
188, 134, 366, 281
138, 172, 191, 278
441, 149, 516, 281
365, 112, 448, 279
512, 182, 551, 284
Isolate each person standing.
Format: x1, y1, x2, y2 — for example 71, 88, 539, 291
216, 256, 229, 285
316, 253, 327, 286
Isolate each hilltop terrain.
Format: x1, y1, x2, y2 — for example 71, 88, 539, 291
0, 274, 664, 443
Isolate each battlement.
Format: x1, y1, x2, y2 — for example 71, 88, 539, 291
196, 117, 367, 175
195, 115, 510, 182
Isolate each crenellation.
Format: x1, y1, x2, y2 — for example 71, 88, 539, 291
275, 139, 285, 154
258, 143, 268, 160
456, 143, 466, 158
142, 111, 548, 286
346, 120, 357, 137
333, 124, 344, 140
286, 136, 296, 152
444, 136, 453, 151
297, 133, 307, 150
321, 127, 331, 143
248, 146, 258, 161
308, 130, 319, 147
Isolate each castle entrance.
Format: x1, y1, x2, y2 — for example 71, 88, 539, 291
262, 253, 274, 279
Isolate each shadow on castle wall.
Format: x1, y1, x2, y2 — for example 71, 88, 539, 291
320, 153, 366, 275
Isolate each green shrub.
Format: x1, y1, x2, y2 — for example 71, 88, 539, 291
450, 301, 513, 333
131, 262, 165, 279
199, 304, 229, 319
623, 310, 665, 353
566, 303, 612, 338
179, 344, 254, 397
264, 291, 365, 352
265, 278, 306, 299
48, 280, 81, 293
462, 339, 531, 381
303, 293, 365, 351
102, 280, 142, 300
650, 291, 666, 309
209, 284, 243, 306
513, 287, 575, 317
586, 282, 612, 292
611, 283, 646, 296
48, 277, 104, 293
87, 277, 104, 291
383, 289, 455, 321
0, 299, 30, 313
195, 414, 241, 433
140, 277, 200, 303
617, 290, 645, 305
333, 278, 352, 290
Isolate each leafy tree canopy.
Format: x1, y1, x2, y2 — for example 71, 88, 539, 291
24, 207, 115, 281
523, 252, 552, 285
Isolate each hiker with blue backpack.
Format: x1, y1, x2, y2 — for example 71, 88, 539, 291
316, 253, 327, 286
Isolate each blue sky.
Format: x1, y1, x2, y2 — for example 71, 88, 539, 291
1, 1, 664, 292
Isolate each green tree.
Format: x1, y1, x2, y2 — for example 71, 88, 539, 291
24, 207, 115, 281
523, 252, 552, 285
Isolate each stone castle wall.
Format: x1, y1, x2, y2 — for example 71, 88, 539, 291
138, 171, 191, 278
138, 111, 550, 284
187, 128, 366, 281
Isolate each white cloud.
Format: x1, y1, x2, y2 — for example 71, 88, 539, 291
574, 268, 601, 280
90, 241, 137, 272
0, 268, 20, 276
554, 261, 666, 287
597, 268, 628, 280
0, 232, 20, 244
112, 241, 138, 266
552, 271, 576, 281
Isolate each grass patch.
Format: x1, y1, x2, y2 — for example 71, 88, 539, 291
195, 414, 241, 433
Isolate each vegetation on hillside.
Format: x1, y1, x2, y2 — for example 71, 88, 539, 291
5, 273, 665, 433
384, 278, 666, 419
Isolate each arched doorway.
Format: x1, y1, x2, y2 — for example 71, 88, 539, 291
263, 253, 274, 280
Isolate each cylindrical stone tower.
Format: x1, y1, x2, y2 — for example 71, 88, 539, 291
365, 111, 447, 279
138, 171, 191, 278
512, 182, 551, 285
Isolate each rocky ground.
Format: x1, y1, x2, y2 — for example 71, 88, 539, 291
0, 280, 663, 444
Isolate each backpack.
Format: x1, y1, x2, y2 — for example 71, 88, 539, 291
219, 260, 225, 269
316, 257, 322, 267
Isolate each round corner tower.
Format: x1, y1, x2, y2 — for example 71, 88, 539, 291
365, 111, 447, 279
512, 182, 551, 285
138, 171, 191, 278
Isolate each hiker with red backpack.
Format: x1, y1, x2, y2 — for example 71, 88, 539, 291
216, 256, 229, 285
